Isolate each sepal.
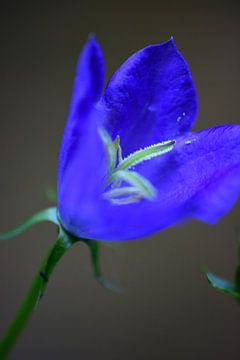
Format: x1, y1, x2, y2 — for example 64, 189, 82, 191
0, 206, 122, 293
83, 239, 123, 293
0, 207, 59, 241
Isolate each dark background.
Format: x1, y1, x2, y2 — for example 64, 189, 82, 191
0, 0, 240, 359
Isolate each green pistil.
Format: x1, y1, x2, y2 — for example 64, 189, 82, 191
99, 128, 175, 205
116, 140, 175, 171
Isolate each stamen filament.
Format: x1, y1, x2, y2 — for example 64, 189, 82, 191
103, 186, 141, 199
98, 128, 117, 172
109, 170, 156, 199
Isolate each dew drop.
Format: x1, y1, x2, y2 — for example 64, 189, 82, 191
185, 138, 196, 145
182, 112, 186, 116
177, 116, 182, 122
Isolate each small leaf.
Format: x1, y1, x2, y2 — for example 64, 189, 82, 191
0, 207, 59, 240
204, 271, 240, 300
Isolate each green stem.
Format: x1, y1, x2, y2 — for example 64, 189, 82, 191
0, 234, 74, 359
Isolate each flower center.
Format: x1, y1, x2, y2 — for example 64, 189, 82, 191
99, 128, 175, 205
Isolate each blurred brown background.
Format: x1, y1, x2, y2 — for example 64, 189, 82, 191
0, 0, 240, 359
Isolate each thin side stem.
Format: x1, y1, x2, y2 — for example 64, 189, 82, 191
0, 235, 73, 359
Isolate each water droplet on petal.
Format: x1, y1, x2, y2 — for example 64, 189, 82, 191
185, 138, 196, 145
177, 116, 182, 122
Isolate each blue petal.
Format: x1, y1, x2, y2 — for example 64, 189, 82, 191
68, 125, 240, 241
58, 36, 104, 185
57, 37, 106, 235
102, 38, 197, 157
138, 124, 240, 225
58, 108, 107, 237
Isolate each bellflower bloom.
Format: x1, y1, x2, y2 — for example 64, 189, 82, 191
57, 36, 240, 241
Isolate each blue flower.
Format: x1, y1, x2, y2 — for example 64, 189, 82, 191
57, 36, 240, 241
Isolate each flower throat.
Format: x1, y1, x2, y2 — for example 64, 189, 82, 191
99, 128, 175, 205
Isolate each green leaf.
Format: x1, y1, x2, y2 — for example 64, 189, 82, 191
0, 207, 59, 241
84, 239, 123, 294
204, 271, 240, 300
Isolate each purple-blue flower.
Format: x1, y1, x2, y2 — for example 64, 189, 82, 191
57, 36, 240, 241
